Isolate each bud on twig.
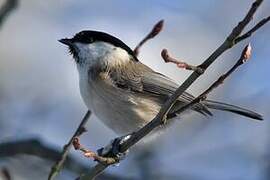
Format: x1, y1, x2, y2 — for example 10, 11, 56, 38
242, 43, 252, 63
161, 49, 199, 71
148, 20, 164, 38
134, 20, 164, 56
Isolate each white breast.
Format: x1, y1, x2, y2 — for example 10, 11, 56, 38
76, 41, 162, 135
79, 72, 161, 134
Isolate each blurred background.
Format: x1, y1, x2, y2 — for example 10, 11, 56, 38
0, 0, 269, 179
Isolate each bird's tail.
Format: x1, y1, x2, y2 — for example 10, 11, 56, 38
203, 100, 263, 120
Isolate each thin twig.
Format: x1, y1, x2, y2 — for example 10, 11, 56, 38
77, 1, 268, 179
73, 137, 118, 165
133, 20, 164, 56
235, 15, 270, 43
48, 110, 91, 180
0, 0, 18, 28
161, 49, 204, 73
173, 44, 252, 115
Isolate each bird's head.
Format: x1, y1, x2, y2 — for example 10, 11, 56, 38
59, 31, 138, 69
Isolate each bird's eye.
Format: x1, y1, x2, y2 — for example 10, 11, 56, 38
89, 37, 94, 43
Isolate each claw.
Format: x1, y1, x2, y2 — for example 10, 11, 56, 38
97, 134, 131, 161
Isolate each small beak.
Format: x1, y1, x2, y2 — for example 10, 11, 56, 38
58, 38, 73, 46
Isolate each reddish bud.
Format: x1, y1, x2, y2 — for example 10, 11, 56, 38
149, 20, 164, 38
161, 49, 169, 62
242, 43, 252, 62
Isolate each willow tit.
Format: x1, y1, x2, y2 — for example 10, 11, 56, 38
59, 30, 263, 136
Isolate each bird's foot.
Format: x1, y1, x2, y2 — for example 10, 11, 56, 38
97, 134, 131, 163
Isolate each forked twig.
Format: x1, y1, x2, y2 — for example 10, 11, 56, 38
236, 15, 270, 43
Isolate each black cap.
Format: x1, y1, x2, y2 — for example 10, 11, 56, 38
60, 30, 139, 62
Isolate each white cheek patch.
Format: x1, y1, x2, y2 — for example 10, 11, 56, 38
75, 42, 130, 68
107, 47, 130, 67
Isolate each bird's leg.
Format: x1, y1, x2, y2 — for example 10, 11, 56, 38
97, 134, 132, 161
72, 134, 132, 165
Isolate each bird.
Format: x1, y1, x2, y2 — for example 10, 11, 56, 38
59, 30, 263, 137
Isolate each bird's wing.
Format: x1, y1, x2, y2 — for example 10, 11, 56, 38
109, 61, 212, 117
139, 63, 212, 116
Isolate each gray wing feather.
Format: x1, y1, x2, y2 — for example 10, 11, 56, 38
141, 67, 212, 116
108, 60, 262, 120
109, 61, 212, 117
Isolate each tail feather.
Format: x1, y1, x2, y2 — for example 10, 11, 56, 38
203, 100, 263, 120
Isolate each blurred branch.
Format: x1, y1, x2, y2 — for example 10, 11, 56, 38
0, 167, 11, 180
77, 0, 269, 179
48, 110, 91, 180
0, 138, 131, 180
133, 20, 164, 57
0, 138, 87, 174
0, 0, 18, 28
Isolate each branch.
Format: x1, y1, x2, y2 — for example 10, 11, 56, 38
78, 0, 269, 179
0, 0, 18, 28
133, 20, 164, 56
235, 15, 270, 43
119, 0, 265, 158
48, 110, 91, 180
